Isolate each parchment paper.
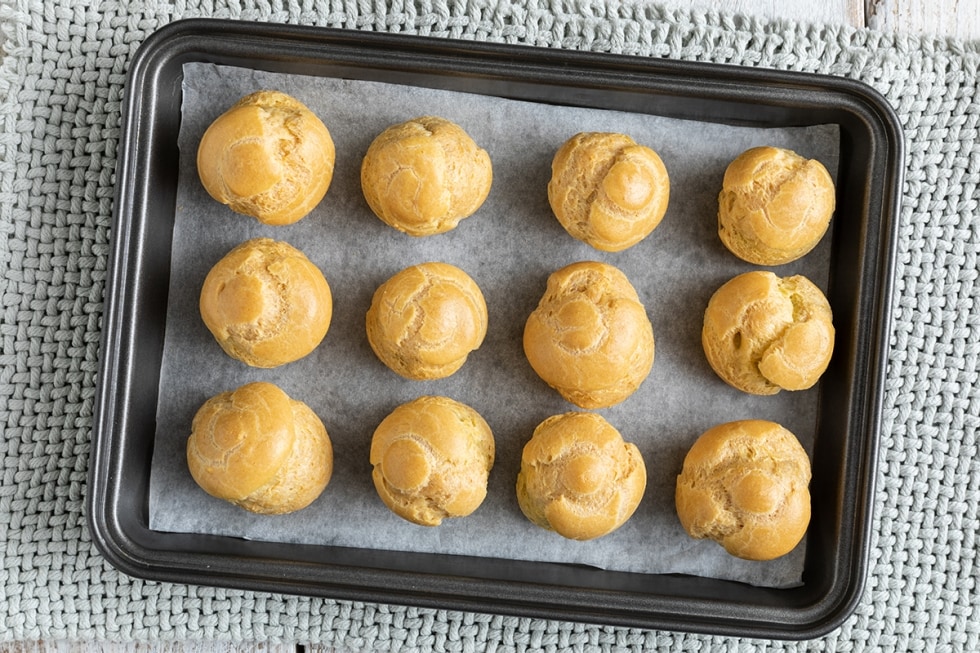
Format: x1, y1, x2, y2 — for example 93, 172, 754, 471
148, 61, 840, 588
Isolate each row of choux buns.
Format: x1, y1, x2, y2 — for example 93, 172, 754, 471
185, 385, 645, 539
195, 92, 493, 234
185, 382, 810, 559
197, 237, 833, 405
196, 91, 835, 263
198, 237, 833, 399
194, 90, 674, 251
198, 240, 657, 408
198, 241, 490, 375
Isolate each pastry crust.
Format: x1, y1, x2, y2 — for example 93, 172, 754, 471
199, 238, 332, 368
370, 396, 495, 526
675, 419, 811, 560
523, 261, 655, 409
187, 382, 333, 515
548, 132, 670, 252
718, 146, 835, 265
366, 262, 487, 380
701, 270, 834, 395
360, 116, 492, 236
516, 412, 646, 540
196, 90, 335, 225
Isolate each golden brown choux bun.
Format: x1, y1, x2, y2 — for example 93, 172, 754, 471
196, 90, 335, 225
360, 116, 492, 236
675, 419, 811, 560
701, 270, 834, 395
366, 262, 488, 380
370, 396, 495, 526
523, 261, 655, 409
548, 132, 669, 252
187, 382, 333, 515
200, 238, 332, 368
516, 412, 646, 541
718, 146, 835, 265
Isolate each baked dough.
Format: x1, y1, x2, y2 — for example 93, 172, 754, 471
718, 146, 835, 265
187, 381, 333, 515
370, 396, 495, 526
196, 90, 335, 225
701, 270, 834, 395
366, 262, 487, 380
199, 237, 332, 368
523, 261, 655, 409
675, 419, 811, 560
516, 412, 646, 540
548, 132, 670, 252
360, 116, 492, 236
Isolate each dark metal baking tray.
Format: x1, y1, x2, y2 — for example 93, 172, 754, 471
89, 18, 903, 639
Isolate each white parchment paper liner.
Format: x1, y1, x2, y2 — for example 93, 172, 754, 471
148, 62, 840, 588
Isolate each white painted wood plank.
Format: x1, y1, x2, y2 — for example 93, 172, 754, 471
660, 0, 980, 41
867, 0, 980, 41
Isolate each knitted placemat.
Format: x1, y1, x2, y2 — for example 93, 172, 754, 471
1, 0, 978, 649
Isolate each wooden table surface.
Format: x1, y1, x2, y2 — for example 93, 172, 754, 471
661, 0, 979, 41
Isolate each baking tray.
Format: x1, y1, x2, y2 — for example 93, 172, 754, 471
89, 18, 903, 639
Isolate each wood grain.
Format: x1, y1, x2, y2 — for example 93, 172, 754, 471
867, 0, 980, 40
657, 0, 980, 41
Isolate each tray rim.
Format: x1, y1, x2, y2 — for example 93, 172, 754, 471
88, 17, 904, 640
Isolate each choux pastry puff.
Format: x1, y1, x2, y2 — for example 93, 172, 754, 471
524, 261, 655, 409
196, 90, 335, 225
516, 412, 646, 540
360, 116, 492, 236
548, 132, 670, 252
370, 396, 495, 526
701, 270, 834, 395
199, 238, 332, 368
675, 419, 811, 560
186, 381, 333, 515
718, 146, 835, 265
366, 262, 487, 380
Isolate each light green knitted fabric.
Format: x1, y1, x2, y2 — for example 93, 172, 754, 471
1, 1, 978, 649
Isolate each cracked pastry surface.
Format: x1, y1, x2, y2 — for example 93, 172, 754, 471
516, 412, 647, 541
366, 262, 487, 380
199, 237, 332, 368
702, 270, 834, 395
360, 116, 492, 236
523, 261, 655, 409
196, 90, 335, 225
718, 145, 835, 265
675, 419, 811, 560
370, 396, 495, 526
187, 381, 333, 515
548, 132, 670, 252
